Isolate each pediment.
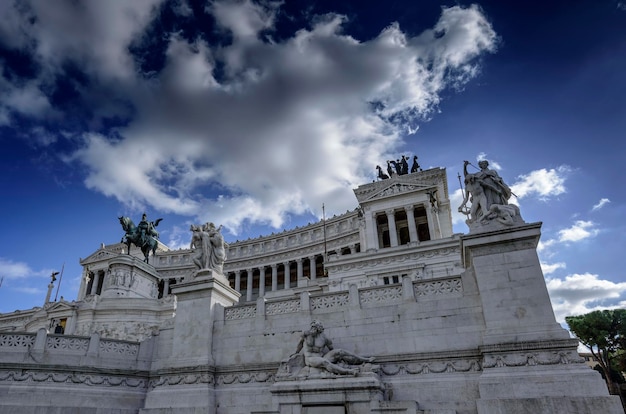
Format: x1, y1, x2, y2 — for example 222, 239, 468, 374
80, 248, 121, 265
356, 181, 433, 203
44, 301, 76, 313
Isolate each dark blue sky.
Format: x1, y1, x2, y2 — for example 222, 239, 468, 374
0, 0, 624, 320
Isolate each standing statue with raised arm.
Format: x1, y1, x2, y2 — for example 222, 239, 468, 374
474, 160, 512, 207
458, 160, 522, 228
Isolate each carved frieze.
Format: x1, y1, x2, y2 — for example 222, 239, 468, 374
0, 370, 147, 388
380, 358, 481, 376
482, 349, 584, 368
149, 373, 214, 388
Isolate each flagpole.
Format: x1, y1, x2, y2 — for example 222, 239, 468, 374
54, 263, 65, 302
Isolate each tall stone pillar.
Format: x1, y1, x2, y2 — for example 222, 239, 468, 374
296, 258, 305, 287
283, 262, 291, 289
143, 270, 240, 413
405, 206, 418, 245
271, 264, 278, 291
462, 223, 622, 413
386, 209, 398, 247
234, 270, 241, 292
308, 256, 316, 281
90, 271, 101, 295
461, 223, 567, 345
259, 266, 266, 297
246, 268, 253, 302
364, 209, 378, 252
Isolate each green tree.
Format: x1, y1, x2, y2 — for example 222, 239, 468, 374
566, 309, 626, 395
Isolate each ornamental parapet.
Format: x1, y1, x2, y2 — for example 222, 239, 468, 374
0, 329, 151, 370
223, 275, 463, 321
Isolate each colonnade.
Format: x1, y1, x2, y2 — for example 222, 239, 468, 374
225, 244, 359, 302
370, 204, 432, 249
83, 270, 105, 297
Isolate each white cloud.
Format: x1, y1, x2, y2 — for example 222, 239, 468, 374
0, 257, 51, 280
592, 198, 610, 211
541, 261, 566, 275
510, 166, 570, 200
558, 220, 599, 242
60, 3, 496, 233
537, 238, 557, 252
546, 273, 626, 323
0, 2, 498, 234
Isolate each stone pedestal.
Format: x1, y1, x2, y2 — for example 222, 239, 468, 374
461, 223, 623, 413
461, 223, 568, 345
141, 270, 240, 413
270, 373, 388, 414
170, 270, 240, 366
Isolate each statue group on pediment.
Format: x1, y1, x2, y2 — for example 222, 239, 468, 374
458, 160, 522, 227
190, 222, 227, 274
376, 154, 421, 180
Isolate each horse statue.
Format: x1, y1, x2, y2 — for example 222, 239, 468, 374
118, 215, 162, 263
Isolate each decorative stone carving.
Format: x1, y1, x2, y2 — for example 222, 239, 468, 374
0, 370, 147, 388
458, 160, 525, 231
0, 333, 35, 348
413, 277, 462, 297
310, 293, 349, 312
225, 304, 257, 320
266, 299, 300, 315
359, 286, 402, 305
278, 320, 375, 379
190, 222, 227, 275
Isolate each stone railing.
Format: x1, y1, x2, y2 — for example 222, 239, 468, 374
0, 329, 144, 363
223, 275, 462, 321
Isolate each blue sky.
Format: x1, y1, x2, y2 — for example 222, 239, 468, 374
0, 0, 625, 325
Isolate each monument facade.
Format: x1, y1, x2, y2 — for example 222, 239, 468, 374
0, 164, 620, 413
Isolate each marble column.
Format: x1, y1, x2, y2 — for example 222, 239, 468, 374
284, 262, 291, 289
405, 205, 419, 244
234, 270, 241, 292
163, 278, 170, 296
386, 209, 399, 247
365, 211, 378, 251
90, 271, 101, 295
309, 256, 317, 281
259, 267, 266, 297
271, 264, 278, 291
297, 258, 305, 287
246, 268, 253, 302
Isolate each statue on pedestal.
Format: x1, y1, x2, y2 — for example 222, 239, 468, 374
118, 214, 162, 263
458, 160, 521, 228
190, 222, 227, 275
279, 320, 374, 378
